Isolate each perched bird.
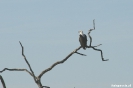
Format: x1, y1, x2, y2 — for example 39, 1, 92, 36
78, 30, 87, 50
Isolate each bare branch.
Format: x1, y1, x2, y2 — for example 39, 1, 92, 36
75, 51, 86, 56
93, 19, 95, 29
92, 44, 102, 47
38, 46, 82, 79
88, 33, 92, 46
88, 29, 94, 35
88, 19, 95, 46
0, 68, 34, 77
19, 41, 37, 82
88, 46, 109, 61
42, 86, 50, 88
0, 75, 6, 88
87, 20, 108, 61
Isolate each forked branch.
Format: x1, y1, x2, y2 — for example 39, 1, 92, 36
87, 19, 109, 61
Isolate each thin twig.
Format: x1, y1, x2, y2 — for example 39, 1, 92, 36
0, 68, 33, 78
42, 86, 50, 88
75, 52, 86, 56
38, 46, 82, 79
93, 19, 95, 29
92, 44, 102, 47
88, 20, 95, 46
19, 41, 37, 82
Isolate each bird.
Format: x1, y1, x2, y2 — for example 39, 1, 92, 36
78, 30, 87, 50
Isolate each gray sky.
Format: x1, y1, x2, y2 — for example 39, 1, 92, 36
0, 0, 133, 88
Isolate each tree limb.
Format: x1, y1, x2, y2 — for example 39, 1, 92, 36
0, 68, 33, 78
92, 44, 102, 47
88, 19, 95, 46
0, 75, 6, 88
42, 86, 50, 88
90, 46, 109, 61
88, 34, 92, 46
87, 19, 109, 61
19, 41, 37, 82
38, 46, 82, 79
75, 51, 86, 56
93, 19, 95, 30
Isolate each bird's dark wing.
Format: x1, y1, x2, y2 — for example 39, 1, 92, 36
79, 35, 86, 49
84, 34, 87, 41
84, 34, 87, 47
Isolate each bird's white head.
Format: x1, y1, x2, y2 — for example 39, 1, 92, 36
78, 30, 84, 35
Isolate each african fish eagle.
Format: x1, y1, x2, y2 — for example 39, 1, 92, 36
78, 30, 87, 50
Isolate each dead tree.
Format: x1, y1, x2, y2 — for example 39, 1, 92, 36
0, 20, 109, 88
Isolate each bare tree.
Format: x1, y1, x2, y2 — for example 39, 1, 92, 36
0, 20, 109, 88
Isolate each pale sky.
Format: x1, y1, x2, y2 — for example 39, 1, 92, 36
0, 0, 133, 88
